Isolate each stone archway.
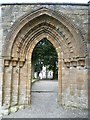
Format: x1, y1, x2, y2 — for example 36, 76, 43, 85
27, 34, 62, 100
2, 7, 87, 115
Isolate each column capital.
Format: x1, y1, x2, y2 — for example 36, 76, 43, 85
19, 61, 25, 67
77, 58, 85, 67
4, 60, 10, 67
12, 60, 18, 67
64, 59, 70, 68
70, 58, 77, 67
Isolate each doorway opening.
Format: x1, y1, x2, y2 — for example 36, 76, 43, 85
31, 38, 58, 106
31, 38, 58, 81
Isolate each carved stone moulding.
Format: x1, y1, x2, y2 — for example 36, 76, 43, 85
12, 60, 18, 67
70, 58, 77, 67
19, 60, 25, 67
78, 58, 85, 67
64, 59, 70, 68
4, 60, 10, 67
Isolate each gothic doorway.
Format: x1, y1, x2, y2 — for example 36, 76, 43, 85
2, 7, 86, 115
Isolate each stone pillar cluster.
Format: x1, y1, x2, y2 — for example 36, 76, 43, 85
2, 59, 31, 115
62, 57, 88, 108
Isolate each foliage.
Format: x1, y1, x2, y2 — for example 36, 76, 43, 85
32, 38, 58, 79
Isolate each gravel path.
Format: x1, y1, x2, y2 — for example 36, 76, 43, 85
3, 80, 88, 118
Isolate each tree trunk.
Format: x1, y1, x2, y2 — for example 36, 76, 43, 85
32, 62, 35, 79
32, 65, 34, 79
53, 62, 56, 80
46, 66, 48, 79
37, 71, 40, 79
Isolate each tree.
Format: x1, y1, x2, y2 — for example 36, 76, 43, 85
32, 38, 58, 79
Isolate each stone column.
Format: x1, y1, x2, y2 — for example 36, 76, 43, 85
69, 59, 77, 96
2, 60, 12, 115
18, 60, 26, 109
67, 59, 77, 107
26, 59, 32, 106
62, 60, 70, 105
10, 60, 19, 113
76, 58, 87, 109
58, 56, 62, 104
77, 58, 86, 97
24, 61, 29, 107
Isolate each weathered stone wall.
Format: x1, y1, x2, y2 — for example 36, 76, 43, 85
0, 6, 3, 118
0, 4, 88, 117
62, 61, 88, 109
1, 4, 88, 44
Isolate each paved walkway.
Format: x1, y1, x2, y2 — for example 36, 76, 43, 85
3, 80, 88, 118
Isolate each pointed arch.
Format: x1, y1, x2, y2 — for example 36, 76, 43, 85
2, 7, 87, 115
3, 7, 86, 60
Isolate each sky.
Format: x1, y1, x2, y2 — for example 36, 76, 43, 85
0, 0, 89, 3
